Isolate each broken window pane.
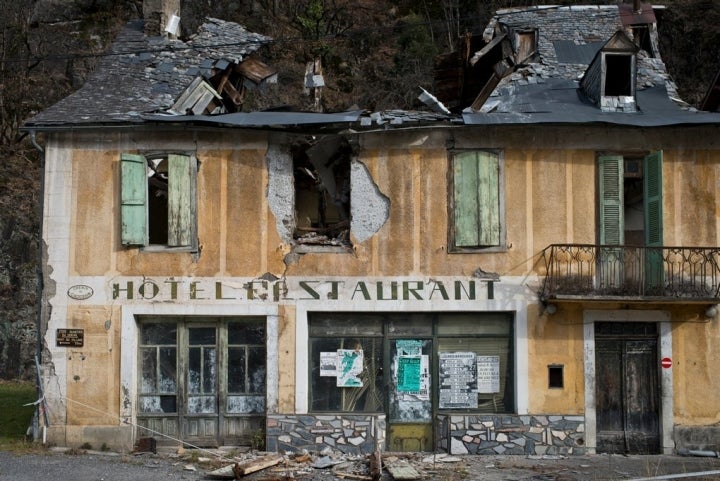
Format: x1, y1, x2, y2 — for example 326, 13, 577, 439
187, 395, 216, 414
228, 347, 247, 393
190, 327, 216, 345
203, 347, 217, 393
309, 335, 384, 413
141, 323, 176, 345
228, 321, 265, 344
248, 347, 266, 393
140, 348, 157, 394
159, 347, 177, 393
293, 135, 352, 247
227, 395, 265, 414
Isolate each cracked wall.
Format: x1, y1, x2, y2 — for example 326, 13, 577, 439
266, 134, 390, 248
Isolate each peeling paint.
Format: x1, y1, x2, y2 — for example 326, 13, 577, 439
350, 161, 390, 243
266, 140, 295, 243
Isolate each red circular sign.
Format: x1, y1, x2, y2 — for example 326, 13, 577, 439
661, 357, 672, 369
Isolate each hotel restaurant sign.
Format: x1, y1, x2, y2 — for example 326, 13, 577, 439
67, 277, 499, 302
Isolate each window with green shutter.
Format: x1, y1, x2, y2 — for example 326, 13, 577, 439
450, 150, 504, 251
120, 153, 198, 251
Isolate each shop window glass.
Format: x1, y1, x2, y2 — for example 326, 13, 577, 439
309, 333, 384, 413
138, 323, 177, 414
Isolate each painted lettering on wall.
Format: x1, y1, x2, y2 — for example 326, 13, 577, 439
109, 279, 496, 302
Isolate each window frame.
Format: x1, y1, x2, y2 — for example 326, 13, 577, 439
448, 149, 506, 252
307, 312, 516, 415
120, 151, 199, 253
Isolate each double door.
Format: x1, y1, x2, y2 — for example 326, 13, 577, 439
595, 322, 660, 454
137, 317, 266, 447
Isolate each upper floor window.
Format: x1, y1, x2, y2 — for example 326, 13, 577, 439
120, 153, 198, 251
449, 150, 504, 251
292, 136, 352, 249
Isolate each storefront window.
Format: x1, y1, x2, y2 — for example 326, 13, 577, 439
139, 323, 178, 413
308, 312, 514, 414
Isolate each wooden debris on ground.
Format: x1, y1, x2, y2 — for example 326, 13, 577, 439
369, 450, 383, 481
232, 454, 284, 477
385, 461, 422, 480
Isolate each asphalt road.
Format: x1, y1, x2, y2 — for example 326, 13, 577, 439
2, 448, 720, 481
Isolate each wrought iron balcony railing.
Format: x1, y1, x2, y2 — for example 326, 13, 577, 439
540, 244, 720, 301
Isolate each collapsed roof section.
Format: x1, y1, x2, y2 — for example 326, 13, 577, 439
25, 17, 275, 126
433, 4, 683, 117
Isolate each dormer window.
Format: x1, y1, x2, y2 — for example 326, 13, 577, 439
603, 53, 634, 97
580, 30, 639, 113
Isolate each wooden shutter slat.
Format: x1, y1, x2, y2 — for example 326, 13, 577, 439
644, 151, 663, 246
167, 154, 194, 247
598, 155, 624, 245
454, 152, 480, 247
477, 151, 500, 246
120, 153, 148, 245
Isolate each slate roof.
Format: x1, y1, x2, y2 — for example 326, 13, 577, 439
24, 6, 720, 130
461, 4, 720, 125
24, 18, 271, 127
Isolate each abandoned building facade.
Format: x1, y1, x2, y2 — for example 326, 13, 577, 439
23, 2, 720, 456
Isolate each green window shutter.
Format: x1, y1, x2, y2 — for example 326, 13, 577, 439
598, 155, 624, 245
120, 153, 148, 246
454, 152, 480, 247
643, 151, 663, 246
453, 151, 500, 247
167, 154, 195, 247
476, 151, 500, 246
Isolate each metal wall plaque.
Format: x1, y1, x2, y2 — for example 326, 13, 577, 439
56, 329, 84, 347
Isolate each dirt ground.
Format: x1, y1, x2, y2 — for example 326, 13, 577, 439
3, 447, 720, 481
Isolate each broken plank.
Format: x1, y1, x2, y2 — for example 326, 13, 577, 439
232, 454, 284, 477
369, 450, 382, 481
385, 462, 421, 481
335, 472, 372, 480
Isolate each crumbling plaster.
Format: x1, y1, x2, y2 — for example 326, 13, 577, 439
266, 135, 390, 247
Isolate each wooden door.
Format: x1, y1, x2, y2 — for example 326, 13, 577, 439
595, 323, 660, 454
388, 339, 433, 452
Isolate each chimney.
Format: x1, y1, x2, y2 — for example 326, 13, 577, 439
633, 0, 642, 13
143, 0, 180, 37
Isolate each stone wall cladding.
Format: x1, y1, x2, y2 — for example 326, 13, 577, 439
267, 414, 386, 455
267, 414, 584, 456
439, 415, 587, 456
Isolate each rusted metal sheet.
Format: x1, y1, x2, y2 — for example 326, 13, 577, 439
236, 56, 278, 85
619, 3, 657, 26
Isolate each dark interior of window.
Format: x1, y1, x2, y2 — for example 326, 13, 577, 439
548, 364, 564, 389
292, 135, 352, 247
147, 157, 169, 245
605, 55, 633, 96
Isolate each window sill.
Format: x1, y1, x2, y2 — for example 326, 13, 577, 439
139, 245, 198, 254
293, 244, 353, 254
448, 245, 508, 254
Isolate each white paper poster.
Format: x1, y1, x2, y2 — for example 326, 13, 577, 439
476, 355, 500, 393
438, 352, 478, 409
319, 351, 338, 376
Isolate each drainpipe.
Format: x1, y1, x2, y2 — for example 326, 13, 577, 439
29, 129, 48, 440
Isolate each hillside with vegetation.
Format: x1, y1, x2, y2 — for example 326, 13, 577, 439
0, 0, 718, 380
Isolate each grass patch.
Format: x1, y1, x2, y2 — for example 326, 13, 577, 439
0, 380, 36, 444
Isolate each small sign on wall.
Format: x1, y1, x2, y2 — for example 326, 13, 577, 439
56, 329, 84, 347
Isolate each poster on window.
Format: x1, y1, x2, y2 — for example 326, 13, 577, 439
476, 355, 500, 393
320, 352, 338, 377
395, 339, 423, 356
336, 349, 364, 387
439, 352, 478, 409
395, 354, 430, 401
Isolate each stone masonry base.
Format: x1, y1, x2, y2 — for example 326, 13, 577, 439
267, 414, 585, 455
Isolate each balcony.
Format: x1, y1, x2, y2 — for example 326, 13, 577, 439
540, 244, 720, 302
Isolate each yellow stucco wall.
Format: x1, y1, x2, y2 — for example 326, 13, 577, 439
58, 125, 720, 426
